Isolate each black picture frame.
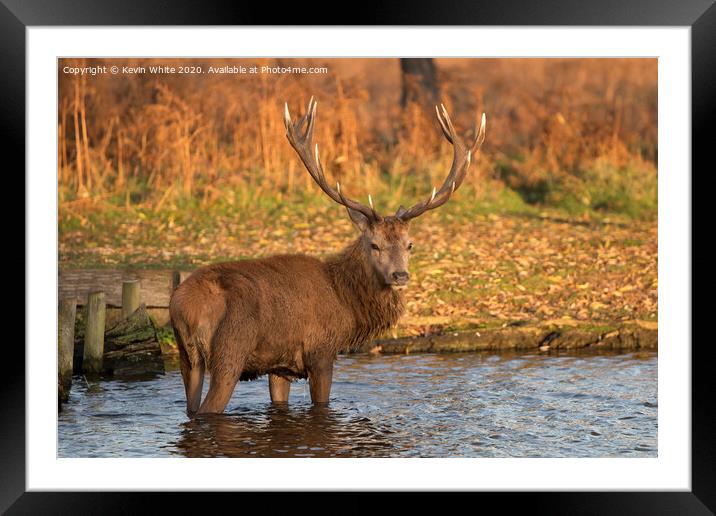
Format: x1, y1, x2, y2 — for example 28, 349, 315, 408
4, 0, 711, 513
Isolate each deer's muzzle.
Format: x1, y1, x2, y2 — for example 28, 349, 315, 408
391, 271, 410, 288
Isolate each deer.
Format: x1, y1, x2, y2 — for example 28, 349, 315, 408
169, 97, 486, 416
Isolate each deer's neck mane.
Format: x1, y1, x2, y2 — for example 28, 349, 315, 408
325, 238, 406, 350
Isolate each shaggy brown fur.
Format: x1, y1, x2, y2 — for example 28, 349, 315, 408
171, 97, 484, 417
169, 217, 410, 416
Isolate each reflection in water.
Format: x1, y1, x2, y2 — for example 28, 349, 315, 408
176, 404, 396, 457
58, 351, 658, 458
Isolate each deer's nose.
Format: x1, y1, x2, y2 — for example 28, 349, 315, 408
392, 271, 410, 284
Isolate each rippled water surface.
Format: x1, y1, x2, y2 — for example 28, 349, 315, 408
58, 351, 657, 457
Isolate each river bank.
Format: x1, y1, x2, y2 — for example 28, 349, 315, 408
359, 319, 657, 354
60, 205, 658, 327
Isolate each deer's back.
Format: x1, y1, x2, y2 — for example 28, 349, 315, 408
170, 254, 352, 365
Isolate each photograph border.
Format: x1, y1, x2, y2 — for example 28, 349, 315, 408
5, 0, 712, 512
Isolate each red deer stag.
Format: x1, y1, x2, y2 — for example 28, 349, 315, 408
170, 97, 486, 416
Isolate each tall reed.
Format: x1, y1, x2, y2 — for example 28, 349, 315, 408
57, 58, 657, 215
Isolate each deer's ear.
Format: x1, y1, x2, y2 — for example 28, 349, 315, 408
346, 207, 370, 232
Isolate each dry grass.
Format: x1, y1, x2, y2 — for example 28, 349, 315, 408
59, 200, 659, 327
58, 57, 657, 217
58, 58, 658, 326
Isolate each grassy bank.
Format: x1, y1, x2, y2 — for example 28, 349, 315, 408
58, 58, 657, 332
59, 182, 657, 334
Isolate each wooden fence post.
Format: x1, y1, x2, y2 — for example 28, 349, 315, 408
122, 279, 141, 318
83, 290, 106, 374
58, 297, 77, 403
172, 271, 190, 291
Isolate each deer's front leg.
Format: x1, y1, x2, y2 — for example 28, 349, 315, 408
308, 359, 334, 404
269, 374, 291, 403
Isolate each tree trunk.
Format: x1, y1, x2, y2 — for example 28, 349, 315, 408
400, 58, 440, 108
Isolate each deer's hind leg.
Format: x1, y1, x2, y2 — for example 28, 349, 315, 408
174, 327, 205, 417
197, 311, 254, 415
198, 367, 242, 414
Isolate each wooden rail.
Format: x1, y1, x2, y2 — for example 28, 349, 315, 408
58, 269, 192, 405
59, 269, 193, 307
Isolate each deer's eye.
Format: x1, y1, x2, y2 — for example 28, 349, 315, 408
407, 243, 414, 251
370, 243, 380, 251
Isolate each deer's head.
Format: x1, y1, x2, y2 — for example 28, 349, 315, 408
284, 97, 486, 290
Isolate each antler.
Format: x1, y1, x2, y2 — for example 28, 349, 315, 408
396, 104, 486, 221
284, 97, 380, 222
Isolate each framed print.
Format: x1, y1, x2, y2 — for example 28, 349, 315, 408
5, 0, 713, 512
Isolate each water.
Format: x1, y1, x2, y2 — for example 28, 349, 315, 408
58, 351, 657, 458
